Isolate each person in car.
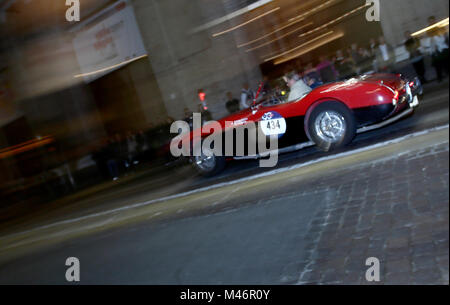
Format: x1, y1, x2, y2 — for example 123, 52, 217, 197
302, 63, 323, 88
284, 71, 312, 102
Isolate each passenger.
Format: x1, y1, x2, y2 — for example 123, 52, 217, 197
284, 71, 312, 103
303, 64, 323, 89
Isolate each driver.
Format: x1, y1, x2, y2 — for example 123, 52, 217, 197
284, 71, 312, 102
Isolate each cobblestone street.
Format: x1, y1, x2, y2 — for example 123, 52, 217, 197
297, 142, 449, 284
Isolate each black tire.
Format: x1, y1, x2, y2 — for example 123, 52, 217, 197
191, 154, 226, 177
307, 101, 356, 152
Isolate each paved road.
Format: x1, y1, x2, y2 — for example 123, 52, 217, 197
0, 127, 448, 284
0, 81, 448, 284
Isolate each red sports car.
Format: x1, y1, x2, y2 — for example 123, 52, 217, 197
173, 73, 422, 176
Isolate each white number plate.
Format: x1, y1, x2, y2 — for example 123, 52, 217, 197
261, 118, 287, 136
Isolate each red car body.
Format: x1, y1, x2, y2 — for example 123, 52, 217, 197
173, 73, 421, 175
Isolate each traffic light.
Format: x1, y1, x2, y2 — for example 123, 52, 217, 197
198, 89, 207, 110
198, 89, 206, 102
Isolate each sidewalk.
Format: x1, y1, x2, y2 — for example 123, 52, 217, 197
297, 141, 449, 284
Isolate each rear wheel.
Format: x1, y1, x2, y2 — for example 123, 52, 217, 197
307, 102, 356, 151
191, 148, 226, 177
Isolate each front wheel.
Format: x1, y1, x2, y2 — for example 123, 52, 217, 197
307, 102, 356, 151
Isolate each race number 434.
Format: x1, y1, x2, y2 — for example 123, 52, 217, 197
260, 112, 287, 137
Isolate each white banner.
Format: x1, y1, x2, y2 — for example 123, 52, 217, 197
72, 1, 147, 82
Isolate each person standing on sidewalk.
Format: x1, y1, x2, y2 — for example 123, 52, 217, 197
375, 36, 395, 72
335, 49, 356, 80
427, 16, 449, 82
225, 92, 240, 114
105, 136, 120, 181
126, 132, 138, 167
316, 56, 338, 83
404, 31, 427, 84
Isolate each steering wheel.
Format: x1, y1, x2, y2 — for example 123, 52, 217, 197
261, 94, 286, 107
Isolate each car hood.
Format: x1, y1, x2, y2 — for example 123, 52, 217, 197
358, 73, 404, 90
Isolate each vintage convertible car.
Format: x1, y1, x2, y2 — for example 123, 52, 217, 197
174, 73, 422, 176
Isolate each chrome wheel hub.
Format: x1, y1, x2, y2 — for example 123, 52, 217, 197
314, 111, 346, 143
194, 149, 216, 171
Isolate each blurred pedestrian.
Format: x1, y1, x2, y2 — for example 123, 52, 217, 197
427, 16, 449, 82
114, 134, 128, 173
240, 82, 255, 110
92, 137, 109, 180
404, 31, 427, 84
136, 130, 147, 164
349, 43, 363, 74
375, 36, 395, 72
126, 132, 138, 166
197, 103, 213, 122
225, 92, 240, 114
357, 47, 373, 74
183, 107, 193, 129
105, 136, 120, 181
316, 55, 337, 83
334, 49, 356, 80
369, 38, 378, 57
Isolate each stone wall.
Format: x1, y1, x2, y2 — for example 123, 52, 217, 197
379, 0, 449, 46
132, 0, 263, 120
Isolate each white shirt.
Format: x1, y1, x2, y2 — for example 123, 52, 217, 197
420, 37, 433, 55
240, 89, 254, 110
379, 44, 389, 61
432, 35, 449, 53
421, 35, 449, 54
287, 80, 312, 102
